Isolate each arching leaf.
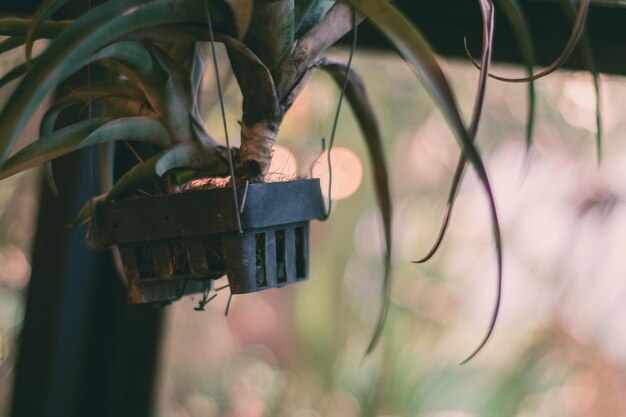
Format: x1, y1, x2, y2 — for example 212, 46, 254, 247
318, 59, 392, 355
153, 142, 222, 176
345, 0, 502, 362
40, 80, 150, 136
70, 194, 105, 228
0, 117, 172, 180
145, 43, 197, 144
244, 0, 295, 74
25, 0, 70, 64
277, 2, 360, 98
0, 0, 235, 168
105, 153, 161, 202
0, 18, 70, 38
220, 33, 279, 124
415, 0, 497, 269
471, 0, 590, 82
222, 0, 254, 38
0, 62, 28, 91
0, 36, 25, 55
295, 0, 334, 38
190, 44, 205, 113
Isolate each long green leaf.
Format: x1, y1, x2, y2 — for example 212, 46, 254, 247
345, 0, 502, 362
105, 153, 161, 202
145, 43, 197, 144
478, 0, 590, 82
0, 18, 70, 37
222, 0, 254, 38
0, 117, 172, 180
0, 0, 235, 168
318, 59, 392, 355
0, 36, 25, 55
25, 0, 70, 64
106, 141, 228, 202
155, 142, 201, 177
40, 80, 149, 136
70, 194, 105, 228
295, 0, 318, 29
189, 44, 204, 114
220, 33, 279, 124
1, 117, 110, 180
295, 0, 334, 38
92, 41, 164, 84
0, 62, 28, 91
277, 2, 359, 99
244, 0, 295, 73
90, 42, 169, 113
154, 142, 228, 177
342, 0, 469, 147
415, 0, 496, 267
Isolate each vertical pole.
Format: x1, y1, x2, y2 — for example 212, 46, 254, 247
9, 2, 166, 415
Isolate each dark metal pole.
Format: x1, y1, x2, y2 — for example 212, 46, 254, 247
10, 148, 166, 417
9, 2, 166, 416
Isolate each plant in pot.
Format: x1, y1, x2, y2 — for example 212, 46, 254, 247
0, 0, 592, 359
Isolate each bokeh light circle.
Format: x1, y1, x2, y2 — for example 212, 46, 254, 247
267, 144, 298, 182
312, 147, 363, 200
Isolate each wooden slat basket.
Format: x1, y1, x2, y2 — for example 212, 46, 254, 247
93, 179, 325, 304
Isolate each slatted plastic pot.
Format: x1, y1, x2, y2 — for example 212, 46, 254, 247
93, 179, 326, 304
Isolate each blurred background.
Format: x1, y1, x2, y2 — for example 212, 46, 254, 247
2, 34, 626, 417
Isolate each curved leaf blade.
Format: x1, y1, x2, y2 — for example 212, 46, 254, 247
318, 59, 392, 355
0, 36, 25, 55
345, 0, 502, 362
0, 0, 234, 168
416, 0, 496, 266
70, 194, 105, 228
295, 0, 334, 38
40, 79, 149, 136
244, 0, 295, 73
219, 33, 279, 123
0, 18, 70, 38
25, 0, 70, 64
105, 153, 161, 202
474, 0, 590, 82
0, 62, 28, 91
0, 117, 172, 180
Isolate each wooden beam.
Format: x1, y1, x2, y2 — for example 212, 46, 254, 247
1, 0, 625, 74
356, 0, 626, 76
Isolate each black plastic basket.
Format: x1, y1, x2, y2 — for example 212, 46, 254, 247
93, 179, 325, 304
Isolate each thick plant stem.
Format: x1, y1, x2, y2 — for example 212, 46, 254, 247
239, 121, 278, 181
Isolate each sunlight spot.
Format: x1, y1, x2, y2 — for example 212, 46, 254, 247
267, 145, 298, 182
312, 147, 362, 200
0, 245, 30, 289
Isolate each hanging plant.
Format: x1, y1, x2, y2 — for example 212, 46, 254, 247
0, 0, 594, 361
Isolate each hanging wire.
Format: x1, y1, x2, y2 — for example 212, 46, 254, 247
87, 0, 95, 234
203, 0, 243, 233
323, 8, 357, 220
194, 279, 218, 311
224, 292, 233, 316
